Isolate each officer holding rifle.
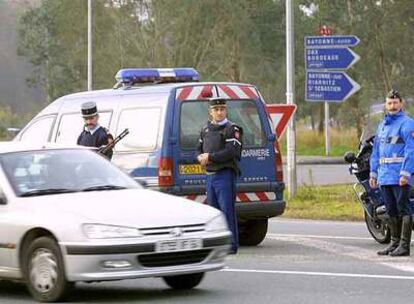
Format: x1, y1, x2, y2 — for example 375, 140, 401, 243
77, 101, 114, 159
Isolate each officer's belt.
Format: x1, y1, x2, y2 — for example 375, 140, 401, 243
379, 157, 404, 164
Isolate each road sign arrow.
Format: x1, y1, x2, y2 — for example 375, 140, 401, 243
305, 35, 360, 48
306, 71, 361, 102
305, 47, 360, 70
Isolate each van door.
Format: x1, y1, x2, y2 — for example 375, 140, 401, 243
172, 85, 277, 201
18, 115, 56, 144
54, 112, 112, 144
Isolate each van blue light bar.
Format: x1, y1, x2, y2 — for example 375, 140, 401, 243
115, 68, 199, 86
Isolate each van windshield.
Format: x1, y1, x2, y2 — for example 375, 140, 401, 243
180, 100, 266, 150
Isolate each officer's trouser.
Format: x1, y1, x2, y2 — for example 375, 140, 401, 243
206, 169, 238, 252
380, 185, 414, 217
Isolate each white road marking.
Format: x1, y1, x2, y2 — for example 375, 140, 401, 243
222, 268, 414, 281
267, 233, 372, 241
266, 234, 414, 273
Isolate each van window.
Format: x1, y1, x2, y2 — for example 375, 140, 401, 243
180, 100, 266, 149
115, 107, 162, 152
19, 115, 56, 143
55, 112, 112, 144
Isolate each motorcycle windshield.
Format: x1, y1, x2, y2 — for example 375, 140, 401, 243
360, 113, 383, 143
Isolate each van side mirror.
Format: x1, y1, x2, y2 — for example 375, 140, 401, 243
267, 134, 276, 142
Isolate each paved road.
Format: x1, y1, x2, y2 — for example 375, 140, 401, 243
283, 163, 355, 186
3, 218, 414, 303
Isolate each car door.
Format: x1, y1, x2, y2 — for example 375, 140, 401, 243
0, 187, 14, 271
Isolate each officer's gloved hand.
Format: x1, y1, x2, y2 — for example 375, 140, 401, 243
369, 177, 378, 189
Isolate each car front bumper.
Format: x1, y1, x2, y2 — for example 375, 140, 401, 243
60, 233, 230, 282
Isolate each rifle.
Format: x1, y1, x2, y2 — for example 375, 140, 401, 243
98, 128, 129, 157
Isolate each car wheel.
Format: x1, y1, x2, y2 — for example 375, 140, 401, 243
22, 236, 73, 302
163, 272, 205, 290
239, 219, 268, 246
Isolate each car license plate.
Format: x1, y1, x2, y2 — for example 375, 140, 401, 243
155, 239, 202, 253
179, 164, 206, 175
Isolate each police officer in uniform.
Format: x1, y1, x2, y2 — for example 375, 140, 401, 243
197, 98, 242, 254
370, 89, 414, 256
77, 101, 113, 159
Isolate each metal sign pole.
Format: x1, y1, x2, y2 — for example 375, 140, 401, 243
324, 102, 330, 155
87, 0, 93, 91
286, 0, 297, 198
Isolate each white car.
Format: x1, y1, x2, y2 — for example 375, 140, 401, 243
0, 143, 230, 302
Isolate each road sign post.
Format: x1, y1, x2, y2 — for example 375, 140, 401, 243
305, 35, 360, 48
305, 47, 360, 70
306, 71, 361, 102
305, 34, 361, 155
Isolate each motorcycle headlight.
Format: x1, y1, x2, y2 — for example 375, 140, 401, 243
83, 224, 141, 239
205, 215, 228, 232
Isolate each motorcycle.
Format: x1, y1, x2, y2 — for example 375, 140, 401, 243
344, 121, 414, 243
344, 135, 390, 243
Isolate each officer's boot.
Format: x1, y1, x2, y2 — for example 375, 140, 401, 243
377, 217, 401, 255
390, 215, 412, 257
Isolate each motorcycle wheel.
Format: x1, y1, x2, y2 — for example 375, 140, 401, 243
364, 211, 390, 244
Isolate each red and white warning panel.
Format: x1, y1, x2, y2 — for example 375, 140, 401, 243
186, 192, 276, 204
176, 85, 217, 101
176, 84, 260, 101
216, 85, 259, 100
266, 104, 297, 138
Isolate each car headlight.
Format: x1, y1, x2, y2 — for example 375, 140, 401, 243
205, 215, 228, 232
83, 224, 141, 239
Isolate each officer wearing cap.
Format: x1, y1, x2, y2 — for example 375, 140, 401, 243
370, 89, 414, 256
197, 97, 243, 254
77, 101, 113, 159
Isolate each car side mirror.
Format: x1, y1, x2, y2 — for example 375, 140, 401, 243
0, 191, 7, 205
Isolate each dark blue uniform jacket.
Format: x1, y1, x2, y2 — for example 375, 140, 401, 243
77, 126, 109, 148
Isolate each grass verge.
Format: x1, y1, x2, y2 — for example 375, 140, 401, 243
283, 184, 364, 221
279, 126, 359, 156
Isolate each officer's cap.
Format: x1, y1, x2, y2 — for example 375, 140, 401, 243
209, 97, 227, 108
386, 88, 402, 101
81, 101, 98, 118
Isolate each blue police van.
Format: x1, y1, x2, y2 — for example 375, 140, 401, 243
15, 68, 286, 246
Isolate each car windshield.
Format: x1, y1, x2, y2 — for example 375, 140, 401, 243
0, 149, 141, 197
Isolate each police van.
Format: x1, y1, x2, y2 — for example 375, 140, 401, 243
15, 68, 292, 246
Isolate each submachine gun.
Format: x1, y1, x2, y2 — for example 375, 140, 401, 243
98, 128, 129, 159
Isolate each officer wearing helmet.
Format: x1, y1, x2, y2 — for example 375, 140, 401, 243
77, 101, 113, 159
197, 97, 243, 254
370, 89, 414, 256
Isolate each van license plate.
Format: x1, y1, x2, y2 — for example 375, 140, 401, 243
155, 239, 202, 253
179, 164, 206, 175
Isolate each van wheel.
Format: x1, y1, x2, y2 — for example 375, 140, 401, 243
22, 237, 73, 302
239, 219, 268, 246
163, 272, 204, 289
